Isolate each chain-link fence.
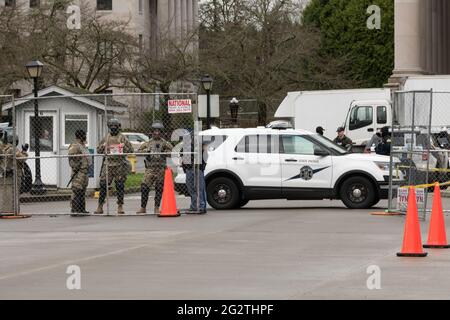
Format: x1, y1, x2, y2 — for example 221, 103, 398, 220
389, 90, 450, 220
1, 92, 205, 217
218, 98, 282, 128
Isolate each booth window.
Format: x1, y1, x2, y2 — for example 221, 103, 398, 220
30, 116, 54, 152
97, 0, 112, 10
65, 114, 88, 146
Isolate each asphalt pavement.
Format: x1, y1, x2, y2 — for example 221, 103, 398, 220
2, 198, 450, 299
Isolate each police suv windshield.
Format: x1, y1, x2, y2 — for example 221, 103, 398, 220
310, 134, 348, 155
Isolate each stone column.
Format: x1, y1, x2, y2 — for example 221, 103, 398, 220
443, 0, 450, 74
193, 0, 199, 30
393, 0, 425, 75
187, 0, 193, 33
167, 0, 176, 35
181, 0, 187, 37
175, 0, 181, 39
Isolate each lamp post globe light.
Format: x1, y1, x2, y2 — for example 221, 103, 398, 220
26, 60, 46, 195
229, 97, 239, 126
201, 75, 213, 129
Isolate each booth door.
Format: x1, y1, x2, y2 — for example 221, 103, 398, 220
25, 112, 58, 186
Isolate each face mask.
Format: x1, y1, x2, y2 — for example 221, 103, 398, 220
152, 130, 161, 139
110, 127, 119, 136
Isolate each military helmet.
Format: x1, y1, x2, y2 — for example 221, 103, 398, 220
7, 134, 18, 146
151, 121, 164, 130
107, 118, 121, 128
75, 129, 87, 140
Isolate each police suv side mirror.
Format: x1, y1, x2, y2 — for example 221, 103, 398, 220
314, 149, 330, 157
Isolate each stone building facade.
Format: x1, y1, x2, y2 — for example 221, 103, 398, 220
390, 0, 450, 86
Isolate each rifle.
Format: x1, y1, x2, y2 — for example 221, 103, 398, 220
66, 168, 80, 188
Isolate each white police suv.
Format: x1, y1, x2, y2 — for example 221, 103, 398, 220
175, 127, 400, 210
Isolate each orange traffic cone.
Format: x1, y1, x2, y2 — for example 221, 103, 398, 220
158, 167, 180, 218
424, 184, 450, 249
397, 187, 428, 257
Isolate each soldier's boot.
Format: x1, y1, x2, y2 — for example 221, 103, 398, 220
72, 190, 84, 213
79, 192, 90, 214
154, 180, 163, 214
136, 207, 146, 214
94, 204, 104, 214
136, 184, 150, 215
117, 204, 125, 215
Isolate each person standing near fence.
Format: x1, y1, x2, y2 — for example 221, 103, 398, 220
375, 126, 391, 156
68, 130, 90, 215
95, 118, 133, 215
180, 133, 208, 214
136, 121, 172, 215
333, 127, 353, 152
0, 135, 28, 214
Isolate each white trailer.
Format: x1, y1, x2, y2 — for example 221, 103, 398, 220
275, 76, 450, 150
275, 88, 391, 148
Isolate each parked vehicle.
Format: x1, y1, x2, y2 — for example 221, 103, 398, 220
175, 126, 404, 210
275, 75, 450, 152
122, 132, 150, 151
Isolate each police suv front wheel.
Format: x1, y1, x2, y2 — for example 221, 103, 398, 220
339, 176, 376, 209
207, 177, 240, 210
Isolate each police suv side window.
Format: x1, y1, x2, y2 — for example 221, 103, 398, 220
202, 135, 227, 151
235, 135, 280, 154
281, 135, 315, 155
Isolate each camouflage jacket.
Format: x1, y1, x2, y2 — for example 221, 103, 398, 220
138, 138, 172, 168
1, 144, 28, 177
97, 133, 133, 167
68, 139, 90, 172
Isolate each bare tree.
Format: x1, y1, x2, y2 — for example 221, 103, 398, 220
25, 0, 135, 93
200, 0, 358, 125
121, 29, 199, 130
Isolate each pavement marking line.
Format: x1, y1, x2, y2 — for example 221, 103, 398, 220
0, 228, 227, 282
0, 244, 150, 282
0, 211, 302, 283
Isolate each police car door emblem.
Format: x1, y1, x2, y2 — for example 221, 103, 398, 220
300, 166, 314, 181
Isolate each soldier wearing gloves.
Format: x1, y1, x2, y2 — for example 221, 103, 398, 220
95, 118, 133, 215
0, 135, 28, 214
136, 121, 172, 215
68, 130, 90, 215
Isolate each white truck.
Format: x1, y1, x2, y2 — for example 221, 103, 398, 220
274, 75, 450, 151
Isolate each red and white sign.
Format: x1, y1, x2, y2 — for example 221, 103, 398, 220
108, 144, 124, 155
168, 99, 192, 114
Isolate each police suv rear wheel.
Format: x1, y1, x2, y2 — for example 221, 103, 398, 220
207, 177, 240, 210
339, 176, 375, 209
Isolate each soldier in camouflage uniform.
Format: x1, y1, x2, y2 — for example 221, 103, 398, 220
95, 118, 133, 214
136, 121, 172, 214
68, 130, 90, 214
0, 135, 28, 214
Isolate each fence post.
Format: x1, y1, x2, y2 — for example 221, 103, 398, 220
12, 95, 18, 215
104, 95, 111, 216
423, 89, 434, 221
388, 92, 396, 213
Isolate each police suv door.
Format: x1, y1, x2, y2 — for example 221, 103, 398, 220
280, 134, 333, 199
232, 134, 282, 197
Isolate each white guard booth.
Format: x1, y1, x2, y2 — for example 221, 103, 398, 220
1, 85, 128, 190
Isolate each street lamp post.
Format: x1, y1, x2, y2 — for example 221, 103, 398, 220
201, 75, 213, 129
229, 97, 239, 126
26, 60, 46, 195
